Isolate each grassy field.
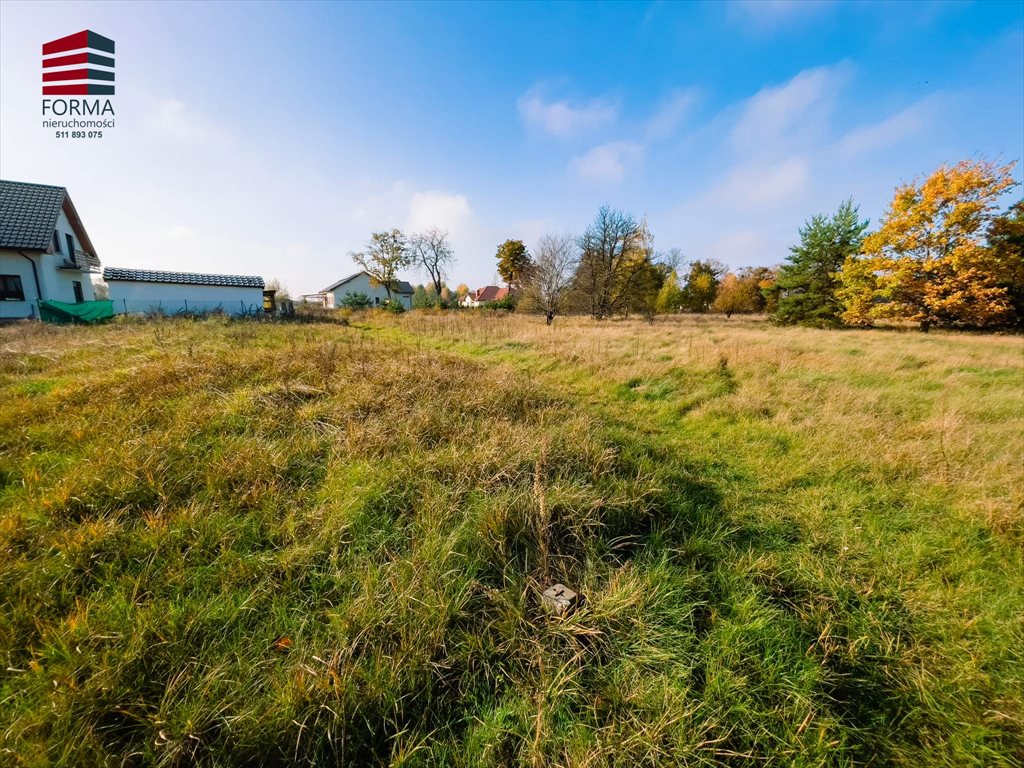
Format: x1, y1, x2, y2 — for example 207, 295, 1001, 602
1, 313, 1022, 767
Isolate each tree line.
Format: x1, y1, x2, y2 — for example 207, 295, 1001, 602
346, 158, 1022, 330
727, 158, 1020, 331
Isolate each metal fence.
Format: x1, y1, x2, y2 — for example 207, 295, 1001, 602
111, 298, 265, 317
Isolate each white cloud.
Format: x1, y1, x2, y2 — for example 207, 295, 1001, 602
706, 156, 809, 207
646, 89, 698, 140
349, 180, 414, 225
517, 86, 618, 138
571, 141, 643, 183
731, 64, 850, 153
407, 191, 473, 235
838, 101, 929, 155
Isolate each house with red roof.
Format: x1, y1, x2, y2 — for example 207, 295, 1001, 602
460, 285, 509, 308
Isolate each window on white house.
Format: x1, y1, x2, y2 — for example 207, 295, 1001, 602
72, 281, 84, 303
66, 233, 75, 258
0, 275, 26, 301
53, 230, 61, 253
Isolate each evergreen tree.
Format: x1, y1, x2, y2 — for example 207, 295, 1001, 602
412, 284, 430, 309
774, 199, 868, 327
424, 283, 440, 308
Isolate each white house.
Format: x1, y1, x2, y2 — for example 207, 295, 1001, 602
320, 271, 414, 309
0, 179, 101, 320
103, 267, 266, 316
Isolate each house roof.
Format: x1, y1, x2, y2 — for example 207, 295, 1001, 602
473, 285, 508, 302
321, 270, 413, 295
103, 267, 265, 288
0, 180, 99, 266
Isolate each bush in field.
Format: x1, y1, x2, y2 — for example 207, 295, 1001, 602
340, 292, 372, 309
484, 296, 516, 311
413, 283, 450, 309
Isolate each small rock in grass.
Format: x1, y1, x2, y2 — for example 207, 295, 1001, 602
542, 583, 579, 616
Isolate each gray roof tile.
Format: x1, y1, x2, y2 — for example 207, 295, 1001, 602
103, 267, 265, 288
0, 180, 66, 250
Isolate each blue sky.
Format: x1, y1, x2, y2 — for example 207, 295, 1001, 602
1, 0, 1021, 293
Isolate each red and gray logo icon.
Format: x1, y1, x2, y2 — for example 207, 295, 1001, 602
42, 30, 115, 95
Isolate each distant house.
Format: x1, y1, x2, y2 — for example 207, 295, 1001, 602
319, 271, 414, 309
0, 179, 102, 319
460, 285, 509, 308
103, 267, 265, 316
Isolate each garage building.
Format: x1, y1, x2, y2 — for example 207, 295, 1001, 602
103, 267, 265, 316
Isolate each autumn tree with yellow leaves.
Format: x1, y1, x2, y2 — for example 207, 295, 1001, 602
838, 159, 1018, 331
713, 267, 778, 317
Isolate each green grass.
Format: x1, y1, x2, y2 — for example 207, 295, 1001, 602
1, 314, 1022, 766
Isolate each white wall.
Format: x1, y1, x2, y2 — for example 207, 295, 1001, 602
329, 272, 412, 309
43, 253, 96, 304
0, 250, 93, 317
0, 250, 41, 319
107, 281, 264, 316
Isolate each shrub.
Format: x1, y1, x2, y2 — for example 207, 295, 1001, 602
340, 292, 372, 309
484, 296, 517, 312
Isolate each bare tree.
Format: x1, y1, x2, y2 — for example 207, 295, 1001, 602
265, 278, 291, 301
574, 206, 652, 319
410, 228, 455, 297
351, 229, 411, 300
526, 233, 579, 325
657, 247, 684, 274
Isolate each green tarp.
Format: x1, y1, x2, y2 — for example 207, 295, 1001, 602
38, 300, 115, 325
